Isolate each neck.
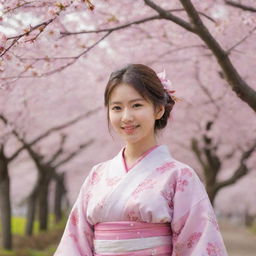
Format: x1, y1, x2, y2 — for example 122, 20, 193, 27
124, 138, 158, 160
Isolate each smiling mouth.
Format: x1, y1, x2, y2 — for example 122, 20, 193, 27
122, 125, 140, 133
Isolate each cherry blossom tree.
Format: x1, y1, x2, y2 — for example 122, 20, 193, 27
0, 0, 255, 251
0, 108, 98, 248
0, 0, 255, 110
191, 120, 256, 205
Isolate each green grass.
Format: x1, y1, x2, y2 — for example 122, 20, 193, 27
27, 246, 57, 256
0, 215, 67, 256
0, 246, 57, 256
0, 214, 66, 235
0, 250, 15, 256
250, 221, 256, 234
11, 217, 39, 235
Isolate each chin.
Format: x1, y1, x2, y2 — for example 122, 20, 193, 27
125, 136, 146, 145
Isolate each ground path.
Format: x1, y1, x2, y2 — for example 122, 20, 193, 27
220, 221, 256, 256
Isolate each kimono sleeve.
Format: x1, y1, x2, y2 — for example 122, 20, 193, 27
171, 166, 228, 256
54, 168, 95, 256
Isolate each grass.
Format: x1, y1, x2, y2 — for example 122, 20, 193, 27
15, 215, 60, 235
250, 221, 256, 235
0, 215, 67, 256
0, 214, 66, 235
0, 246, 57, 256
11, 217, 39, 235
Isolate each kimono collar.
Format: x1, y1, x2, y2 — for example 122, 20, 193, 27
118, 144, 172, 172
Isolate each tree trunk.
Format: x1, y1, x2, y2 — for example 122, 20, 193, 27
244, 211, 255, 227
38, 169, 52, 230
0, 151, 12, 250
54, 173, 66, 223
206, 185, 218, 206
25, 186, 39, 236
38, 174, 50, 231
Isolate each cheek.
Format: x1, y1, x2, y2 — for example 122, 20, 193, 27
109, 112, 119, 128
138, 109, 156, 123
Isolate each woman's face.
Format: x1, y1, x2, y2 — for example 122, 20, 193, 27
108, 83, 164, 146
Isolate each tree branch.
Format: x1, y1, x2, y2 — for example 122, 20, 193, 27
0, 107, 101, 161
61, 9, 215, 37
42, 31, 111, 76
0, 114, 44, 165
3, 1, 48, 14
227, 26, 256, 54
215, 139, 256, 191
194, 60, 221, 112
47, 134, 67, 165
144, 0, 195, 32
225, 0, 256, 12
1, 32, 111, 81
61, 14, 163, 36
53, 139, 94, 168
178, 0, 256, 111
191, 137, 208, 170
0, 18, 56, 58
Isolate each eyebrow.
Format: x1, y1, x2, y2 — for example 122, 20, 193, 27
110, 98, 145, 105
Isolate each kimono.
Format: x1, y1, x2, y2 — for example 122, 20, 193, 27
54, 144, 228, 256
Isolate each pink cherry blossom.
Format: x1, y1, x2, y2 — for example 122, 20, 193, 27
0, 32, 7, 52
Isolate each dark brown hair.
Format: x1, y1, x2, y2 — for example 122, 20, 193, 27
104, 63, 175, 132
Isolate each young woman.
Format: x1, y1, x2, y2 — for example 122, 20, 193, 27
54, 64, 228, 256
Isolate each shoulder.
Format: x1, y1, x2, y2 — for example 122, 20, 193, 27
80, 160, 110, 189
166, 158, 202, 179
90, 148, 122, 174
172, 160, 199, 178
158, 157, 199, 178
86, 159, 112, 180
169, 160, 208, 202
91, 159, 112, 173
158, 157, 205, 192
173, 160, 203, 186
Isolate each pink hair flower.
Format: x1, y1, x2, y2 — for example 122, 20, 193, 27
157, 69, 182, 103
157, 69, 175, 94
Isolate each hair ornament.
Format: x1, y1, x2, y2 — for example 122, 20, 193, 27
157, 69, 182, 102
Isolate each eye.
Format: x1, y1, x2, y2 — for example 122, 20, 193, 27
133, 103, 142, 108
111, 106, 121, 111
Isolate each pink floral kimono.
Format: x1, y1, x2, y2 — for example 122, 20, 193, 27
54, 144, 228, 256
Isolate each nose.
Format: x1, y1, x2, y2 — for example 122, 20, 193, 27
122, 107, 134, 122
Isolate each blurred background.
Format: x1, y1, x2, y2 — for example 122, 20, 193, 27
0, 0, 255, 255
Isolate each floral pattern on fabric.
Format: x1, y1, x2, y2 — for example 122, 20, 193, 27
69, 233, 78, 243
127, 210, 140, 221
84, 191, 92, 206
97, 196, 108, 209
176, 178, 189, 192
172, 213, 189, 242
187, 232, 202, 248
106, 176, 122, 186
161, 190, 174, 210
132, 178, 157, 198
206, 242, 223, 256
176, 168, 193, 192
156, 161, 176, 173
71, 208, 78, 226
89, 171, 100, 185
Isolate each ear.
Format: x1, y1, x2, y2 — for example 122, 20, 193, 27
155, 105, 165, 120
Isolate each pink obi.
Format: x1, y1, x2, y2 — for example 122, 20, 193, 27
93, 221, 172, 256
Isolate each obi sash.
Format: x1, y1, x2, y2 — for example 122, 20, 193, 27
93, 221, 172, 256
